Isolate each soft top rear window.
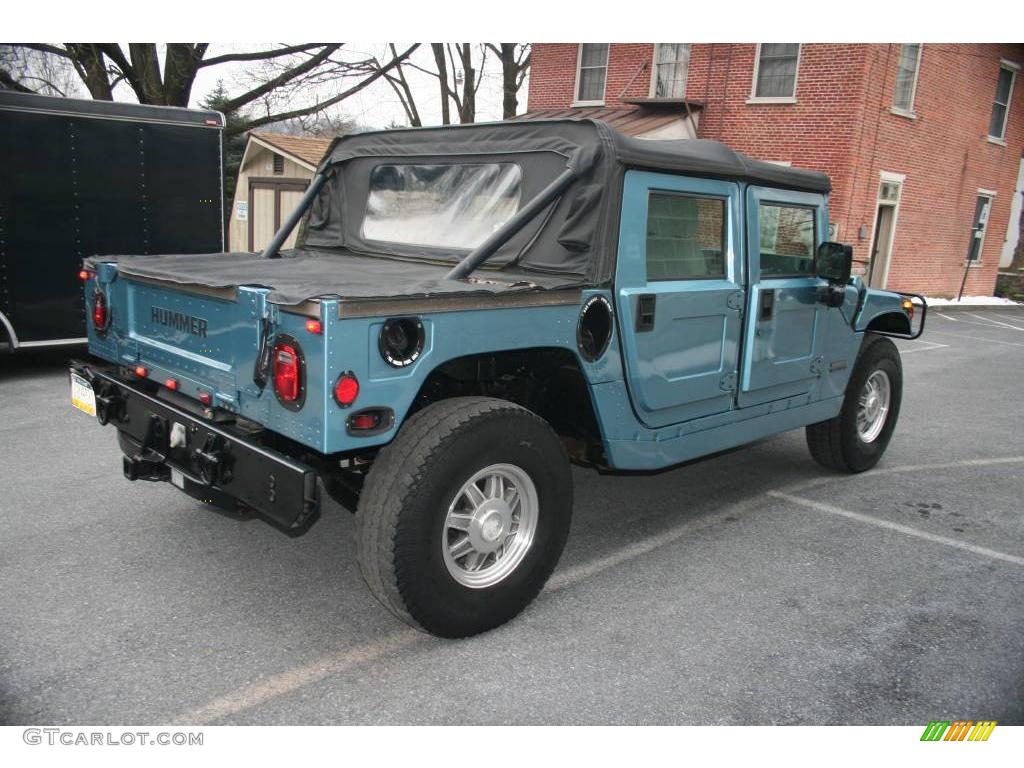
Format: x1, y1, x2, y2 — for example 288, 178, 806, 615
362, 162, 522, 250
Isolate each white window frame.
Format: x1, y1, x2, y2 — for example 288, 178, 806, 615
890, 44, 923, 118
649, 43, 692, 99
573, 43, 609, 107
987, 59, 1019, 145
748, 43, 801, 104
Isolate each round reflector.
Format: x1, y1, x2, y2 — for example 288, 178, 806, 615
334, 372, 359, 407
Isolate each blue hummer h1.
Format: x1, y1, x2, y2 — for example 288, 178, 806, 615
70, 119, 925, 637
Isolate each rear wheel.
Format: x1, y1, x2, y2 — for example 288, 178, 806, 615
356, 397, 573, 638
806, 334, 903, 473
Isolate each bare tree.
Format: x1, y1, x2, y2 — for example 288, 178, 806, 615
2, 43, 419, 136
0, 44, 82, 97
409, 44, 488, 124
485, 44, 530, 119
378, 43, 422, 127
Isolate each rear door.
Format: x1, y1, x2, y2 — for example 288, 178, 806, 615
616, 171, 744, 428
738, 186, 828, 407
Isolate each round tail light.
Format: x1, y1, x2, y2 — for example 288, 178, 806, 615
333, 372, 359, 408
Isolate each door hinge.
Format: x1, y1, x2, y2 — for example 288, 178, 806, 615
719, 371, 738, 392
727, 290, 745, 311
810, 356, 825, 376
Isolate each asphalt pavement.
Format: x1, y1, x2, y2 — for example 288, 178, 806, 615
1, 307, 1022, 725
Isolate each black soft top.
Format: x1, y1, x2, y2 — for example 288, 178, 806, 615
316, 118, 830, 193
302, 119, 830, 285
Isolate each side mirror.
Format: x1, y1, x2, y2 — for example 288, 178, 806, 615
817, 241, 853, 284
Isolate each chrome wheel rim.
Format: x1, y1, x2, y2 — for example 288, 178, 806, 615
856, 369, 891, 443
442, 463, 539, 589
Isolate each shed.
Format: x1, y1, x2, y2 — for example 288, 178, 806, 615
228, 131, 333, 252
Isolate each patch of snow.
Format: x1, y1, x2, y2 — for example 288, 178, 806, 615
924, 295, 1020, 306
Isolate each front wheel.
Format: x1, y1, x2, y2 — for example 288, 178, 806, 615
806, 334, 903, 473
355, 397, 573, 638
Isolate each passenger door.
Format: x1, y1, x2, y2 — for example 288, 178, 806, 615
738, 186, 828, 407
616, 171, 744, 428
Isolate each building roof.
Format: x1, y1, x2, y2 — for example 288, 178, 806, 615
514, 106, 695, 137
249, 131, 333, 168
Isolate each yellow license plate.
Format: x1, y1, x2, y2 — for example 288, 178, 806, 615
70, 373, 97, 417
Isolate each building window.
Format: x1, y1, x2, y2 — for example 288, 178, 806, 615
966, 193, 994, 264
272, 154, 284, 175
989, 63, 1017, 141
752, 44, 800, 100
575, 44, 609, 104
758, 203, 816, 276
651, 44, 691, 99
645, 193, 726, 280
892, 44, 922, 114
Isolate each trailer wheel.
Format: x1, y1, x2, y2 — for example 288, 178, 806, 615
806, 334, 903, 473
356, 396, 573, 638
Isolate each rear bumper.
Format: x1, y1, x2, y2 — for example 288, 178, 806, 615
71, 358, 320, 536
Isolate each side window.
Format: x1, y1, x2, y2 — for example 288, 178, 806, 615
646, 193, 726, 280
758, 203, 816, 277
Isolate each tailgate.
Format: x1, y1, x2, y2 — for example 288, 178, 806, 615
123, 278, 264, 401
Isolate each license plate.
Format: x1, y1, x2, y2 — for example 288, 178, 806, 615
70, 373, 97, 417
170, 468, 185, 489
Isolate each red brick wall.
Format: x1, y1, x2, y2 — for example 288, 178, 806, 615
841, 44, 1024, 295
527, 43, 1024, 295
527, 44, 657, 109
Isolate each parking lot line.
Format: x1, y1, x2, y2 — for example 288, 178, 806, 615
898, 341, 948, 354
925, 330, 1024, 348
966, 313, 1024, 331
171, 629, 423, 726
767, 491, 1024, 568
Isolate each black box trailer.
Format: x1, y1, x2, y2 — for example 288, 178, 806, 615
0, 91, 224, 350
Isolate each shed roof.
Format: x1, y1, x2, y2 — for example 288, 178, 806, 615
249, 131, 333, 168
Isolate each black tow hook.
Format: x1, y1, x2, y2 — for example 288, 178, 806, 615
193, 434, 232, 486
95, 381, 125, 426
123, 452, 170, 482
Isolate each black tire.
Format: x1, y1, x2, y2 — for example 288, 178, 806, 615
355, 396, 573, 638
806, 334, 903, 473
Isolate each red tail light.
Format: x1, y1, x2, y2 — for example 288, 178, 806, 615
272, 340, 304, 406
92, 290, 109, 332
333, 372, 359, 407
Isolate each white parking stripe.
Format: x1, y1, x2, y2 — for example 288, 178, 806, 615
934, 312, 959, 321
898, 342, 948, 354
172, 630, 423, 725
767, 491, 1024, 567
926, 330, 1024, 348
967, 312, 1024, 331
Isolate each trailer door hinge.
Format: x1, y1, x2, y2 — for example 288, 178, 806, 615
719, 371, 737, 392
727, 291, 745, 311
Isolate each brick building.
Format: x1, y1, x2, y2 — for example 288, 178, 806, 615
523, 44, 1024, 295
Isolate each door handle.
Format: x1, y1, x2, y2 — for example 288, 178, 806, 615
636, 294, 656, 332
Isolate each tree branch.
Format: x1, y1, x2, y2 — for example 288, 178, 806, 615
198, 43, 327, 68
230, 44, 419, 135
0, 68, 35, 92
219, 44, 342, 113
